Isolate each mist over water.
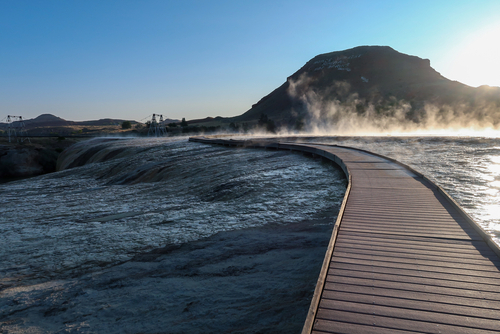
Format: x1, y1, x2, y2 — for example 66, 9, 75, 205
287, 75, 500, 135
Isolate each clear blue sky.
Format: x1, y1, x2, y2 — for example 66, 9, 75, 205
1, 0, 500, 121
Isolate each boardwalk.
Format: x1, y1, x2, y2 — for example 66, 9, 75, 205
189, 137, 500, 334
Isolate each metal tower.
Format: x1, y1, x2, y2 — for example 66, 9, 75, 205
147, 113, 167, 137
6, 115, 30, 143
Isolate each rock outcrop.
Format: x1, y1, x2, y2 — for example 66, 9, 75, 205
0, 138, 81, 179
0, 145, 59, 177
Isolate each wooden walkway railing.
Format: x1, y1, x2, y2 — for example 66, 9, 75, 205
189, 137, 500, 334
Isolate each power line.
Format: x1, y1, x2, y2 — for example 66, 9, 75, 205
6, 115, 30, 143
139, 114, 154, 123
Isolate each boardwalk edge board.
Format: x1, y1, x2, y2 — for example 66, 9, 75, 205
300, 170, 351, 334
188, 136, 500, 333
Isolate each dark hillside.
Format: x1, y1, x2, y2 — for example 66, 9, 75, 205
232, 46, 500, 130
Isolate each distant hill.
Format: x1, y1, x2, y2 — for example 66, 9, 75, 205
232, 46, 500, 131
0, 114, 146, 136
75, 118, 138, 126
25, 114, 72, 126
187, 116, 224, 124
0, 114, 139, 129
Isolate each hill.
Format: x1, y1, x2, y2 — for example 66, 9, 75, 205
0, 114, 141, 129
25, 114, 73, 127
232, 46, 500, 132
0, 114, 144, 136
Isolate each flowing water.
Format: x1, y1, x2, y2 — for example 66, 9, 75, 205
1, 135, 499, 333
0, 137, 346, 333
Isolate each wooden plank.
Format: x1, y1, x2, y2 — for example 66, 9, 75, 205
326, 275, 500, 301
348, 169, 418, 178
334, 241, 500, 262
336, 235, 493, 251
349, 186, 434, 192
344, 205, 463, 212
339, 223, 476, 235
343, 217, 472, 228
346, 199, 444, 205
314, 309, 498, 334
318, 300, 500, 332
344, 205, 467, 215
343, 208, 468, 219
334, 245, 500, 266
343, 220, 477, 231
346, 162, 408, 169
328, 268, 500, 294
339, 231, 495, 252
327, 263, 500, 292
336, 237, 498, 258
345, 202, 452, 209
331, 255, 500, 279
344, 206, 456, 213
341, 216, 472, 228
325, 281, 500, 311
332, 251, 500, 272
311, 321, 417, 334
346, 195, 441, 201
338, 227, 477, 241
340, 220, 476, 232
343, 204, 466, 213
340, 219, 473, 230
351, 180, 428, 189
338, 227, 478, 241
348, 193, 435, 199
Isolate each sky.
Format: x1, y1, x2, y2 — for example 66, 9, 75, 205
1, 0, 500, 122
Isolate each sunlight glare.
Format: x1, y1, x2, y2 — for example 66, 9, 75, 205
484, 204, 500, 222
490, 181, 500, 189
383, 128, 500, 138
487, 157, 500, 192
443, 24, 500, 88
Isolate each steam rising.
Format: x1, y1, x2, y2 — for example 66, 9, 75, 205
287, 73, 500, 136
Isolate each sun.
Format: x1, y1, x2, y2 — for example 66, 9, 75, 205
443, 23, 500, 88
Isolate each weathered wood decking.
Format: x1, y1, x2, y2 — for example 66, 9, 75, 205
189, 137, 500, 334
